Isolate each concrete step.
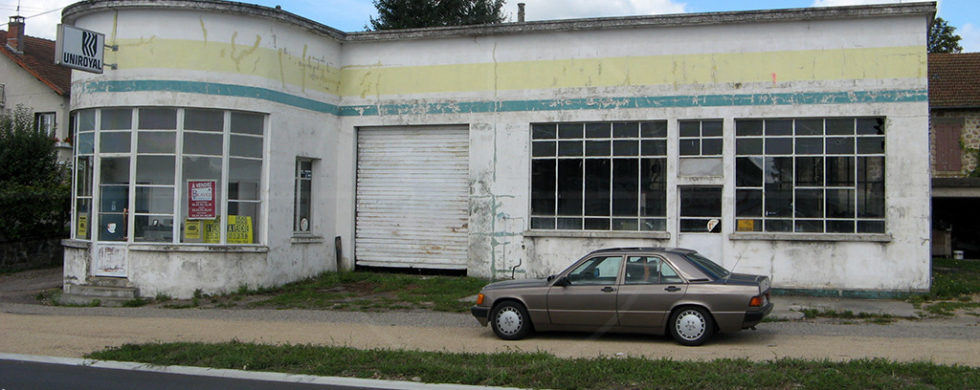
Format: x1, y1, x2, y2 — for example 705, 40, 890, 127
61, 284, 139, 307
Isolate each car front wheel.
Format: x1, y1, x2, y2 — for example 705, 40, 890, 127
668, 306, 714, 346
490, 301, 532, 340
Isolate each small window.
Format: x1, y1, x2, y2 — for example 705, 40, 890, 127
35, 112, 56, 137
294, 158, 314, 233
567, 256, 622, 285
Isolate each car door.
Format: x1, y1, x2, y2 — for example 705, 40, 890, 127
616, 255, 688, 328
547, 255, 623, 328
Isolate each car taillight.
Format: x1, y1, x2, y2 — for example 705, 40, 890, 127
476, 293, 485, 305
749, 295, 763, 307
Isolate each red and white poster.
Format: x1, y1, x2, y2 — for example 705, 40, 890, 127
188, 180, 216, 219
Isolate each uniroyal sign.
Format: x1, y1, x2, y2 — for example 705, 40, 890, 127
55, 24, 105, 73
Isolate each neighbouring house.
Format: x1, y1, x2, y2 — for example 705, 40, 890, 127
1, 15, 72, 162
929, 52, 980, 259
60, 0, 934, 302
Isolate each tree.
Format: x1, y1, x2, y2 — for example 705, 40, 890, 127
369, 0, 506, 31
929, 17, 963, 53
0, 105, 70, 241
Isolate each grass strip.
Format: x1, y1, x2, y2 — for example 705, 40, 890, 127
87, 342, 980, 389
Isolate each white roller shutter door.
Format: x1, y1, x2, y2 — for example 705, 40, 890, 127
355, 126, 469, 269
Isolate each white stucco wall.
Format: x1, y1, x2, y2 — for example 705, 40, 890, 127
62, 1, 933, 298
0, 52, 71, 161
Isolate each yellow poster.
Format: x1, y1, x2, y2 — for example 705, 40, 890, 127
226, 215, 253, 244
184, 220, 201, 240
77, 213, 88, 239
203, 219, 220, 243
736, 219, 755, 232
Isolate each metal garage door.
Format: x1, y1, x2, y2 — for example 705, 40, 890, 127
355, 126, 469, 269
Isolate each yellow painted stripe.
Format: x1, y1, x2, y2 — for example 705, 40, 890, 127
109, 38, 924, 98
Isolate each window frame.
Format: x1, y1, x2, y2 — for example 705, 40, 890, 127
734, 117, 886, 234
34, 112, 56, 137
69, 107, 266, 245
529, 121, 668, 232
293, 157, 315, 234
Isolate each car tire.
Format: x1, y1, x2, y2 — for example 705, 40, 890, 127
490, 301, 532, 340
668, 306, 714, 346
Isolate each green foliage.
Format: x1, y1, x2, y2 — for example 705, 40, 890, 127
88, 342, 980, 389
369, 0, 506, 30
0, 105, 70, 241
929, 17, 963, 53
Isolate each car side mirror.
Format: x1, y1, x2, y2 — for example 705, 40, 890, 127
553, 276, 570, 287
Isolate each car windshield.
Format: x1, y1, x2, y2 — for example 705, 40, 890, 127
684, 253, 731, 279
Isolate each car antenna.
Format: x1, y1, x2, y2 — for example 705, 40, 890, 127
725, 252, 743, 282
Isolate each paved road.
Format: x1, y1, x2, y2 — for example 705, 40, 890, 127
2, 302, 979, 367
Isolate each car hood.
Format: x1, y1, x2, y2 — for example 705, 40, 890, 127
482, 278, 549, 290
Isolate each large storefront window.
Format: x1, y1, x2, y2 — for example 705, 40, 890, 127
734, 117, 885, 233
71, 107, 265, 244
530, 122, 667, 231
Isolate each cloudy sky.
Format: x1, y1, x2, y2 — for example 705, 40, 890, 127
3, 0, 978, 52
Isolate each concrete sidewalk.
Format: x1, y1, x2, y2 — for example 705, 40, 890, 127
769, 295, 919, 320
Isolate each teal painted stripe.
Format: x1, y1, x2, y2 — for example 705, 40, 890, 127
771, 288, 923, 299
82, 80, 927, 116
82, 80, 340, 115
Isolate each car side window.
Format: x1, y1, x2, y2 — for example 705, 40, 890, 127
567, 256, 622, 285
625, 256, 659, 285
660, 261, 684, 284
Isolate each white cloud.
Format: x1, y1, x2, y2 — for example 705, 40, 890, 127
960, 23, 979, 53
519, 0, 687, 22
2, 0, 75, 40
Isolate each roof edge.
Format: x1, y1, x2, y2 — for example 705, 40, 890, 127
62, 0, 936, 43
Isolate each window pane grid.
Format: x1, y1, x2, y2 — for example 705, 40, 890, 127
531, 121, 666, 231
735, 117, 884, 234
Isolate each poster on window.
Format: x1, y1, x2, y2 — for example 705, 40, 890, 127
187, 180, 216, 219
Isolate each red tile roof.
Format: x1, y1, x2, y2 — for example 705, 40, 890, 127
929, 53, 980, 109
0, 30, 71, 96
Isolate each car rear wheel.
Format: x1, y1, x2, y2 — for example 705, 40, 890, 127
490, 301, 532, 340
669, 306, 714, 346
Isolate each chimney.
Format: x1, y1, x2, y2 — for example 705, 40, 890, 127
518, 3, 525, 23
6, 15, 24, 54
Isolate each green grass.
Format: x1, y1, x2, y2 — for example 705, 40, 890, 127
240, 271, 487, 312
86, 342, 980, 389
908, 258, 980, 316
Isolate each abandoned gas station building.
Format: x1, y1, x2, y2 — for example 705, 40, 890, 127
60, 0, 934, 301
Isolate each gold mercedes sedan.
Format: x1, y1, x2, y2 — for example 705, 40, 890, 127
471, 247, 773, 346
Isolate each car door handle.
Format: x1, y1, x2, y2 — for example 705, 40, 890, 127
664, 286, 682, 292
601, 286, 615, 293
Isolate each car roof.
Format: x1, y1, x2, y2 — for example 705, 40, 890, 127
586, 247, 697, 256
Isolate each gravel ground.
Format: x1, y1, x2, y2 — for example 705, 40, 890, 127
2, 267, 979, 366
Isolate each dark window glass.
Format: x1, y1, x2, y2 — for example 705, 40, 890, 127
559, 123, 583, 138
613, 122, 639, 138
185, 109, 223, 131
641, 140, 667, 156
702, 120, 723, 137
827, 220, 855, 233
795, 220, 824, 233
796, 157, 823, 186
531, 217, 555, 229
795, 119, 823, 135
857, 157, 885, 218
584, 218, 610, 230
680, 139, 700, 156
641, 121, 667, 138
681, 187, 721, 217
736, 157, 764, 187
736, 119, 763, 136
584, 159, 611, 216
557, 140, 583, 156
532, 124, 556, 139
557, 160, 583, 215
764, 157, 793, 217
827, 157, 854, 186
585, 141, 610, 156
795, 138, 823, 154
795, 189, 824, 218
826, 189, 855, 218
765, 219, 792, 232
736, 138, 762, 155
826, 137, 854, 154
702, 139, 723, 155
856, 118, 885, 135
139, 108, 177, 129
557, 218, 583, 230
765, 119, 792, 135
585, 123, 610, 138
766, 137, 793, 154
679, 121, 700, 137
613, 140, 639, 156
858, 220, 885, 233
612, 159, 638, 216
640, 159, 666, 217
532, 141, 556, 157
736, 189, 762, 217
531, 160, 556, 215
857, 137, 885, 154
826, 118, 854, 135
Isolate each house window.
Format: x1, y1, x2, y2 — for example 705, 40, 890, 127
679, 119, 723, 156
294, 158, 314, 233
70, 107, 265, 244
35, 112, 56, 137
530, 121, 667, 231
734, 117, 885, 234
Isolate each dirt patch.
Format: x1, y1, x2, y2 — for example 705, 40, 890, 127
0, 267, 62, 304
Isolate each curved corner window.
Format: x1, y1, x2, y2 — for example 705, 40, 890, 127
70, 107, 266, 245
